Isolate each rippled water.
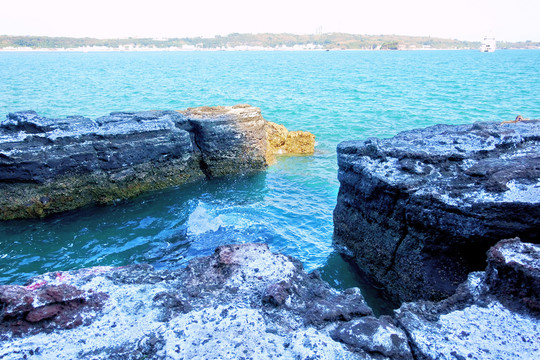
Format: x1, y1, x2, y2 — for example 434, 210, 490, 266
1, 50, 539, 312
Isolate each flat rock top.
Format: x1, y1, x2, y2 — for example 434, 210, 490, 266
338, 120, 540, 206
493, 239, 540, 269
181, 104, 260, 119
0, 105, 264, 145
0, 110, 186, 143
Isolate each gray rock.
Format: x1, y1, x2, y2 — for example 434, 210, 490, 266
185, 105, 268, 177
484, 237, 540, 314
333, 120, 540, 302
2, 239, 537, 359
331, 316, 412, 360
395, 238, 540, 360
0, 243, 411, 360
0, 105, 270, 220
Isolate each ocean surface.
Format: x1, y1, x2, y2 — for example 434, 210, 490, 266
1, 50, 539, 313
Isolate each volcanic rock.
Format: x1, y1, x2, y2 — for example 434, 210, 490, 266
331, 316, 412, 360
0, 105, 314, 220
0, 243, 411, 360
395, 238, 540, 360
333, 120, 540, 302
484, 237, 540, 314
0, 281, 108, 338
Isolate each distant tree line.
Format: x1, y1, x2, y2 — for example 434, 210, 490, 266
0, 33, 538, 50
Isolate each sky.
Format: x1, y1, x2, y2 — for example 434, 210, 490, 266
0, 0, 539, 42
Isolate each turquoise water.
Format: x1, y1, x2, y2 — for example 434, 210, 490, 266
1, 50, 539, 312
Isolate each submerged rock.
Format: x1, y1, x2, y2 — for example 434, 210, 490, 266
0, 243, 411, 360
333, 120, 540, 302
395, 238, 540, 360
0, 105, 315, 220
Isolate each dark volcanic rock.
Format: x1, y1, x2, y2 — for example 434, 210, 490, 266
0, 244, 411, 360
0, 281, 108, 338
395, 238, 540, 360
485, 237, 540, 314
0, 105, 273, 220
184, 105, 268, 177
333, 120, 540, 302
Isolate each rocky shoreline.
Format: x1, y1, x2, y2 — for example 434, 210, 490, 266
1, 240, 538, 359
0, 105, 314, 220
0, 112, 539, 359
334, 120, 540, 302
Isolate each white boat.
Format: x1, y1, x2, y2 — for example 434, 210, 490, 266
480, 37, 496, 52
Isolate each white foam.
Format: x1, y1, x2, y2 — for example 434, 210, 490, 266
186, 202, 226, 235
186, 201, 255, 236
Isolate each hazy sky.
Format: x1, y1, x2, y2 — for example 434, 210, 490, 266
1, 0, 538, 41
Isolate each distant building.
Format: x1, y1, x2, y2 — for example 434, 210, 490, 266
480, 37, 496, 52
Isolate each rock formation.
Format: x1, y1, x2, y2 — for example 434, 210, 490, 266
396, 238, 539, 360
0, 281, 108, 337
265, 121, 315, 163
3, 111, 538, 359
0, 105, 315, 220
2, 239, 537, 359
0, 243, 412, 360
333, 120, 540, 302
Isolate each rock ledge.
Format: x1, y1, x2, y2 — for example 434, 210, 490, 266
0, 105, 315, 220
1, 239, 537, 359
0, 244, 410, 360
396, 238, 540, 360
334, 120, 540, 302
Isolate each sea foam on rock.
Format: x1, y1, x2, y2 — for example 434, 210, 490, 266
0, 243, 411, 360
0, 105, 315, 220
333, 120, 540, 302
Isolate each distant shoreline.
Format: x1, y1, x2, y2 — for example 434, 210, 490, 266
3, 33, 538, 52
2, 47, 538, 53
0, 47, 507, 52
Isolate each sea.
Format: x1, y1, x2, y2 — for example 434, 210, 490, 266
0, 50, 539, 313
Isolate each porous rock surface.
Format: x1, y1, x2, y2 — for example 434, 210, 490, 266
0, 105, 315, 220
0, 243, 411, 360
266, 121, 315, 163
333, 120, 540, 302
395, 238, 540, 360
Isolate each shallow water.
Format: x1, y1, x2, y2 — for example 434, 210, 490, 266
1, 50, 539, 313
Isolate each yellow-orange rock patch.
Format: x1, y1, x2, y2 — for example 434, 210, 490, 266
265, 122, 315, 163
